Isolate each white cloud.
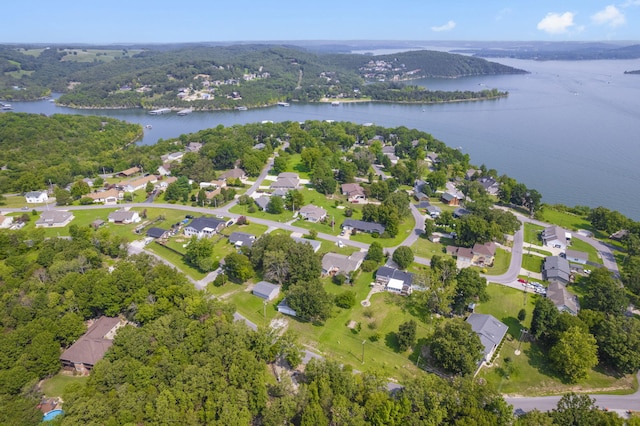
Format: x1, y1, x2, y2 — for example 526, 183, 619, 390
537, 12, 576, 34
431, 21, 456, 32
495, 8, 512, 21
622, 0, 640, 7
591, 5, 626, 27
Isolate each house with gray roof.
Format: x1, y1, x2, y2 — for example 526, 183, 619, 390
376, 266, 414, 295
229, 232, 256, 248
146, 227, 169, 239
542, 225, 569, 250
426, 205, 441, 218
277, 299, 297, 317
341, 183, 366, 202
542, 256, 572, 284
108, 209, 140, 224
322, 251, 366, 277
219, 168, 246, 181
299, 204, 327, 223
342, 219, 385, 235
36, 210, 74, 228
270, 173, 300, 190
466, 313, 508, 364
547, 281, 580, 315
291, 236, 321, 253
252, 281, 281, 301
255, 195, 270, 211
184, 217, 226, 239
565, 249, 588, 264
477, 177, 500, 195
25, 190, 49, 203
60, 316, 125, 374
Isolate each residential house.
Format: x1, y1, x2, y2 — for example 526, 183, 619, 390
60, 317, 125, 374
441, 192, 462, 206
116, 166, 140, 178
254, 195, 270, 211
565, 249, 588, 264
160, 151, 184, 163
542, 256, 572, 284
119, 175, 158, 193
382, 145, 398, 164
157, 162, 172, 176
270, 172, 300, 190
450, 246, 474, 269
341, 219, 385, 235
321, 251, 366, 277
156, 176, 177, 189
375, 266, 414, 295
84, 188, 122, 205
219, 168, 246, 181
199, 179, 226, 189
426, 205, 441, 218
341, 183, 366, 202
36, 211, 74, 228
186, 142, 203, 153
610, 229, 629, 241
542, 225, 570, 250
183, 217, 226, 238
547, 281, 580, 315
299, 204, 327, 223
277, 299, 297, 317
477, 177, 500, 196
426, 152, 440, 163
146, 227, 169, 239
229, 232, 256, 249
466, 313, 508, 364
453, 208, 471, 218
25, 191, 48, 203
291, 236, 321, 253
0, 215, 13, 229
252, 281, 281, 301
465, 169, 480, 180
472, 242, 497, 267
108, 209, 141, 224
416, 201, 431, 209
91, 219, 105, 230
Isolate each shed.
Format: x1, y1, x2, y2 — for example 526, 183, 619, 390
252, 281, 281, 301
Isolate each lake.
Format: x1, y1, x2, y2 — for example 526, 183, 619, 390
4, 58, 640, 219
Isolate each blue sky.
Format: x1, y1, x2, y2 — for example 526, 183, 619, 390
4, 0, 640, 44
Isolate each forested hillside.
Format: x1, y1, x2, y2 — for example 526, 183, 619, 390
0, 44, 525, 108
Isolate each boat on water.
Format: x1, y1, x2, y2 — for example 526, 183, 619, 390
148, 108, 172, 115
331, 101, 340, 106
177, 108, 193, 116
0, 103, 13, 110
235, 106, 247, 111
145, 124, 152, 129
277, 102, 290, 107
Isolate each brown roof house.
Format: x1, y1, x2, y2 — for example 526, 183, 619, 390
299, 204, 327, 223
60, 316, 125, 374
84, 188, 122, 205
547, 281, 580, 315
116, 166, 140, 177
341, 183, 366, 202
472, 242, 497, 267
219, 168, 246, 181
322, 251, 366, 277
35, 211, 74, 228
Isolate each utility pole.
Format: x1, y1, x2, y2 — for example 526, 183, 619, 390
361, 340, 366, 364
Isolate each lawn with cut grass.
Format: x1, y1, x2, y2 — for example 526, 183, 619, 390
522, 254, 544, 273
525, 247, 553, 257
540, 207, 600, 234
410, 236, 447, 259
475, 283, 636, 395
230, 204, 294, 223
477, 248, 511, 276
41, 373, 89, 397
282, 154, 312, 180
146, 241, 207, 280
524, 223, 544, 246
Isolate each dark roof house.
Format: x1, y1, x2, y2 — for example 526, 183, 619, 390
229, 232, 256, 248
252, 281, 281, 301
542, 256, 571, 284
547, 281, 580, 315
466, 313, 508, 364
60, 317, 125, 374
342, 219, 385, 235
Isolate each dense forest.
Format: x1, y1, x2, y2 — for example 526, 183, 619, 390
0, 44, 525, 108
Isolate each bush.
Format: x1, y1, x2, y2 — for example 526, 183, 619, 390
345, 208, 353, 217
335, 290, 356, 308
368, 321, 377, 330
363, 308, 374, 318
213, 274, 227, 287
361, 260, 377, 272
369, 333, 381, 342
518, 309, 526, 321
332, 273, 347, 286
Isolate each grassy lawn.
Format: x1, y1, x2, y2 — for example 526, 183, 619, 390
476, 284, 636, 395
569, 238, 602, 263
410, 236, 447, 259
146, 242, 207, 280
282, 154, 312, 180
522, 254, 544, 273
349, 215, 416, 248
219, 222, 269, 237
524, 223, 544, 246
59, 48, 145, 63
526, 247, 553, 257
41, 373, 89, 397
478, 248, 511, 276
3, 195, 38, 208
230, 204, 294, 223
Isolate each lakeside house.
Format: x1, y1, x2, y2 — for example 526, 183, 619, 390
542, 225, 570, 250
35, 211, 74, 228
542, 256, 572, 284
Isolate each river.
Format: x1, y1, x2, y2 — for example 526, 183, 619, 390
4, 58, 640, 220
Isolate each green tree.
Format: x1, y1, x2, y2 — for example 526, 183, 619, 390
397, 320, 417, 351
392, 246, 414, 270
286, 280, 332, 323
549, 326, 598, 383
366, 241, 384, 263
335, 291, 356, 309
311, 161, 337, 195
54, 187, 72, 206
583, 268, 628, 315
594, 315, 640, 374
284, 189, 304, 211
184, 236, 215, 272
452, 268, 488, 314
267, 196, 284, 214
530, 297, 559, 344
145, 180, 154, 193
424, 219, 435, 237
430, 319, 483, 375
223, 252, 254, 282
70, 180, 91, 199
552, 393, 623, 426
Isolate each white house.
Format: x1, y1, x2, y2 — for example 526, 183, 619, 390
298, 204, 327, 223
277, 299, 297, 317
84, 188, 122, 205
183, 217, 226, 239
108, 210, 141, 224
0, 215, 13, 229
25, 191, 48, 203
542, 225, 569, 250
565, 249, 588, 264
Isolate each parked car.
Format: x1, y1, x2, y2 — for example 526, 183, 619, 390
517, 278, 527, 283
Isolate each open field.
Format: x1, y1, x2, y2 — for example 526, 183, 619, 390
59, 48, 145, 63
524, 223, 544, 246
522, 253, 544, 273
570, 238, 602, 263
41, 373, 89, 398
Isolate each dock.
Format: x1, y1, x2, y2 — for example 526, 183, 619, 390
148, 108, 172, 115
177, 108, 192, 116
